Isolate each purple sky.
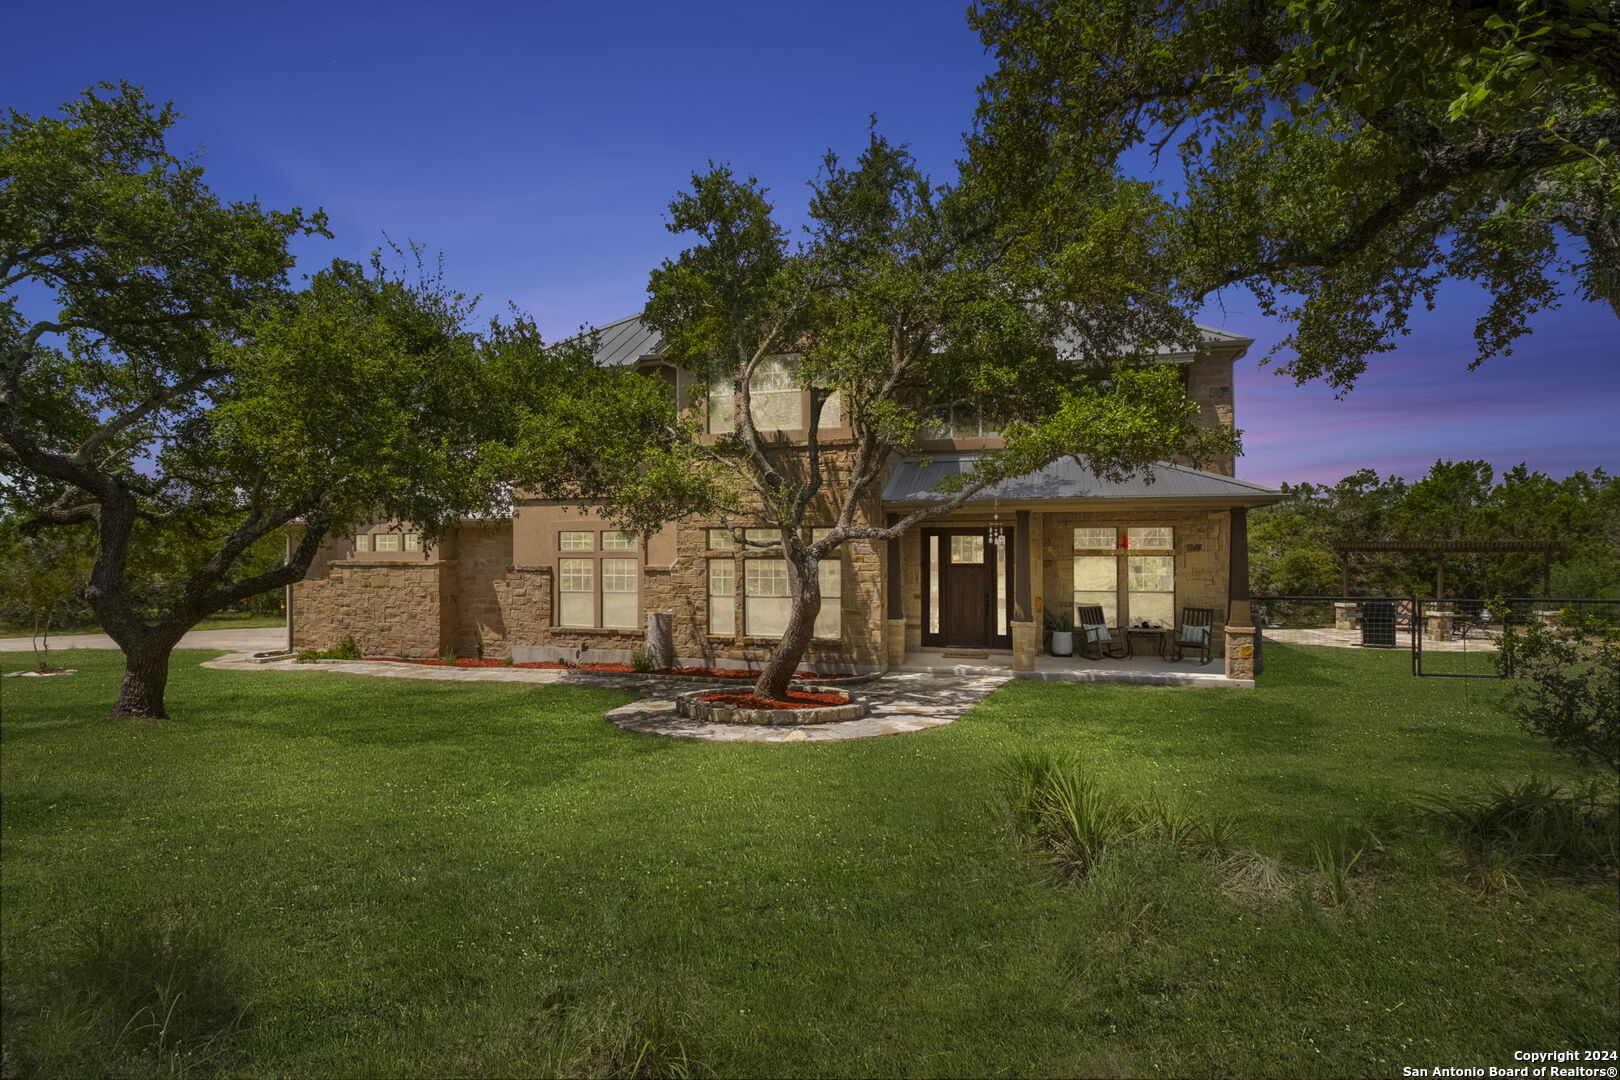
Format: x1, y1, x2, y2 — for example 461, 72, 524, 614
6, 1, 1614, 488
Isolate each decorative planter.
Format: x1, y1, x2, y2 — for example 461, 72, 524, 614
675, 685, 868, 726
1049, 630, 1075, 657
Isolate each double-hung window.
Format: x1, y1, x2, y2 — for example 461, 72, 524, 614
558, 559, 595, 627
708, 559, 735, 635
1125, 527, 1175, 628
744, 560, 792, 637
1072, 527, 1119, 627
600, 559, 639, 628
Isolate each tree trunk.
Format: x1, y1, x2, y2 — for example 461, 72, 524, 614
110, 642, 174, 720
753, 550, 821, 701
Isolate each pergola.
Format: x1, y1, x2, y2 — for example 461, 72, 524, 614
1334, 540, 1567, 599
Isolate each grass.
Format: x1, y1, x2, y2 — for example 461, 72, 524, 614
2, 644, 1615, 1077
0, 610, 286, 638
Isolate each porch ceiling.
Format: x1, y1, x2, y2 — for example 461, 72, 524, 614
881, 454, 1283, 510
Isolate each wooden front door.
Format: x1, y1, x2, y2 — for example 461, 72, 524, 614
922, 527, 1014, 650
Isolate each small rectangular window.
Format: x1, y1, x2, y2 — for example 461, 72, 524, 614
814, 559, 842, 638
558, 558, 594, 627
706, 528, 735, 551
373, 533, 400, 552
1127, 526, 1174, 550
353, 534, 370, 552
708, 559, 735, 635
1074, 527, 1116, 550
744, 528, 782, 549
950, 535, 985, 564
559, 531, 594, 551
601, 558, 638, 628
601, 530, 637, 551
403, 534, 420, 551
745, 559, 792, 637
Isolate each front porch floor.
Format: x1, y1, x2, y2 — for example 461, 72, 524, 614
893, 648, 1251, 688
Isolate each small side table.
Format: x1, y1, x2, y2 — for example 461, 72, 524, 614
1124, 626, 1169, 660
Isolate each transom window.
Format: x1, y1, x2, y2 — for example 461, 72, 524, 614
1127, 526, 1174, 550
559, 531, 594, 551
707, 528, 735, 551
601, 530, 637, 551
1074, 527, 1117, 550
744, 528, 782, 548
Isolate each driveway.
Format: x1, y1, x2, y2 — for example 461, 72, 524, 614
0, 626, 288, 655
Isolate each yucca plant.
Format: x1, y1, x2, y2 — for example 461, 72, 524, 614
1419, 775, 1619, 879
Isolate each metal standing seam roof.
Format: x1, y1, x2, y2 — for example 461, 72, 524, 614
881, 453, 1283, 506
579, 315, 1253, 367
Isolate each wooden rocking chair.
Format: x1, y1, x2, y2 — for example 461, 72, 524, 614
1075, 604, 1127, 660
1171, 607, 1215, 664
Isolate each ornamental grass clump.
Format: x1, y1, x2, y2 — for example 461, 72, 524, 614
1419, 775, 1619, 887
995, 751, 1232, 884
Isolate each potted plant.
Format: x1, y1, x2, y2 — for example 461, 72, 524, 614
1045, 609, 1075, 657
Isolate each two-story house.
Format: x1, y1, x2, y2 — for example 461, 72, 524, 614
287, 314, 1283, 680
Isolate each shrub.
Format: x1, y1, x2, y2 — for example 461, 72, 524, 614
1420, 775, 1620, 884
1497, 616, 1619, 770
439, 651, 459, 664
294, 635, 361, 663
630, 649, 654, 673
503, 653, 515, 666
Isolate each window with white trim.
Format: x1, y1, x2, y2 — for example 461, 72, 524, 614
601, 530, 637, 551
559, 531, 594, 551
708, 356, 801, 433
744, 528, 782, 549
814, 559, 842, 638
1127, 555, 1175, 628
601, 559, 639, 628
1074, 527, 1116, 550
745, 559, 792, 637
1127, 526, 1174, 550
558, 559, 594, 627
708, 559, 735, 635
374, 533, 400, 552
403, 534, 420, 551
353, 534, 369, 552
706, 528, 735, 551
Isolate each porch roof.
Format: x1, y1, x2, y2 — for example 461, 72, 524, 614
880, 453, 1283, 509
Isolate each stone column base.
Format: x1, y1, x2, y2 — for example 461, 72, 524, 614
885, 618, 907, 668
1224, 625, 1258, 681
1011, 620, 1038, 671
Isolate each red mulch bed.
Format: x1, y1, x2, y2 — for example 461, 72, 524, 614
361, 657, 851, 679
697, 689, 848, 710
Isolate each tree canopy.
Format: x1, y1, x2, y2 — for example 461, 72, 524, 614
627, 133, 1236, 698
970, 0, 1620, 392
0, 83, 667, 718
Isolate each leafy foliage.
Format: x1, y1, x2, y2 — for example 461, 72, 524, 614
1497, 616, 1620, 770
970, 0, 1620, 391
1249, 459, 1620, 598
1421, 775, 1620, 882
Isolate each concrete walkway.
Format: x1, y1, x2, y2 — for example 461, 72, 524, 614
199, 651, 1012, 742
0, 626, 287, 655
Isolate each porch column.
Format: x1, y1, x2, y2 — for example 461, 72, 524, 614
1224, 506, 1258, 683
1011, 510, 1036, 671
884, 512, 907, 667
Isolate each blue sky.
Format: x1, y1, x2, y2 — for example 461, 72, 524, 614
6, 0, 1614, 488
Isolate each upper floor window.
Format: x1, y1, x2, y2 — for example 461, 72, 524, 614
353, 534, 369, 552
706, 355, 842, 434
403, 534, 420, 551
559, 531, 594, 551
374, 533, 400, 552
925, 402, 1001, 440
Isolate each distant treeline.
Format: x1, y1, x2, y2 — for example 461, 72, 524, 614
1249, 461, 1620, 600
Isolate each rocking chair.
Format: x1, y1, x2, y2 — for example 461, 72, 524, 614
1075, 604, 1127, 660
1171, 607, 1215, 664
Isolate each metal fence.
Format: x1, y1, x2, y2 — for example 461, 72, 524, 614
1250, 595, 1620, 678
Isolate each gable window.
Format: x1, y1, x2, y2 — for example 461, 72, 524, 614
374, 533, 399, 552
601, 530, 637, 551
353, 534, 370, 553
559, 531, 594, 551
558, 559, 594, 627
403, 534, 420, 551
708, 559, 735, 635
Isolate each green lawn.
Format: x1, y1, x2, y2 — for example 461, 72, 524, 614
0, 610, 286, 638
2, 645, 1614, 1078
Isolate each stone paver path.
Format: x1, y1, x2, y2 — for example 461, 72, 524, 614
200, 653, 1010, 743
